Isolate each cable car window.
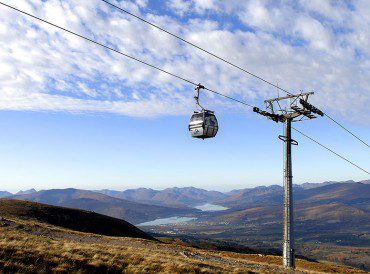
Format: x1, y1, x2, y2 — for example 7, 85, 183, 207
211, 116, 217, 125
191, 113, 203, 121
204, 115, 215, 126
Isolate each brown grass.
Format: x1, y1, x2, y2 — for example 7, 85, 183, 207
0, 216, 367, 274
0, 229, 249, 273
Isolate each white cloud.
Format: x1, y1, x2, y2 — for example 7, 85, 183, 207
192, 0, 218, 13
0, 0, 369, 126
238, 0, 284, 32
135, 0, 148, 9
168, 0, 191, 17
294, 16, 332, 51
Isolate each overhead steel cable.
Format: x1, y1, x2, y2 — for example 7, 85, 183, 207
203, 87, 254, 108
323, 113, 369, 148
100, 0, 293, 96
0, 2, 197, 86
0, 2, 255, 108
0, 2, 367, 174
101, 0, 370, 149
292, 127, 369, 175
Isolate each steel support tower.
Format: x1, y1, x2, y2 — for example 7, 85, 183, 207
283, 117, 294, 268
254, 91, 323, 269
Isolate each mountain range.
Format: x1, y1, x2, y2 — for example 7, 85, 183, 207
10, 188, 196, 224
5, 179, 369, 225
0, 191, 12, 198
96, 186, 227, 207
0, 188, 36, 198
214, 183, 370, 224
217, 180, 370, 210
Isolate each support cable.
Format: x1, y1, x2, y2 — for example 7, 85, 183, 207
292, 127, 369, 175
0, 1, 255, 108
0, 2, 196, 86
324, 113, 369, 148
0, 2, 367, 174
101, 0, 293, 95
101, 0, 370, 148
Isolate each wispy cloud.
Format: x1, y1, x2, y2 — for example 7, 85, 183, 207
0, 0, 369, 124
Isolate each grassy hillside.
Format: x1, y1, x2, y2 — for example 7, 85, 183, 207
0, 200, 366, 273
0, 199, 153, 240
4, 182, 369, 271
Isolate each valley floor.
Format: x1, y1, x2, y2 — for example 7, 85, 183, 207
0, 217, 367, 274
142, 219, 370, 271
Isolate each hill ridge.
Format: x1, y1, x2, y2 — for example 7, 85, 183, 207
0, 198, 153, 240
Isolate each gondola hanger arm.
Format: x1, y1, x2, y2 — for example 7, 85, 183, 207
195, 83, 205, 111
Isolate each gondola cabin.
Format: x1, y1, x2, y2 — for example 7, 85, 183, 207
189, 110, 218, 139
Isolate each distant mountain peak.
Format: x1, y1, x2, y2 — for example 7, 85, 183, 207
0, 191, 12, 198
15, 188, 37, 195
298, 180, 357, 190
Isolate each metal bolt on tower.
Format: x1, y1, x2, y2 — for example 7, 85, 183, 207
254, 91, 323, 269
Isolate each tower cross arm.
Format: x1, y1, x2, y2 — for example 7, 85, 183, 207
264, 92, 314, 103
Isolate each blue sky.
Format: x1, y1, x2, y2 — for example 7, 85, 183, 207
0, 109, 368, 192
0, 0, 369, 192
